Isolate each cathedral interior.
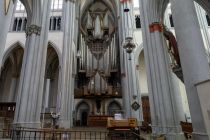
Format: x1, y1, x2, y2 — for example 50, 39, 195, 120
0, 0, 210, 139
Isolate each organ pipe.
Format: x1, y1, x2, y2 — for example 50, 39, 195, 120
80, 35, 83, 70
103, 12, 109, 28
113, 34, 116, 69
87, 12, 93, 29
94, 16, 102, 39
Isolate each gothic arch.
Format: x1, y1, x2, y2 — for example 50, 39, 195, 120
80, 0, 117, 36
48, 41, 62, 66
18, 0, 31, 22
2, 41, 24, 66
75, 100, 91, 112
195, 0, 210, 16
107, 100, 122, 116
81, 0, 117, 19
134, 43, 143, 65
147, 0, 169, 22
147, 0, 210, 22
43, 45, 60, 109
0, 43, 24, 102
75, 100, 91, 126
19, 0, 42, 25
107, 100, 122, 110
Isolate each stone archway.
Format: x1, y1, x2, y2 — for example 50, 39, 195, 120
0, 44, 24, 102
107, 101, 122, 116
76, 101, 90, 126
41, 44, 60, 128
0, 44, 24, 130
44, 46, 60, 110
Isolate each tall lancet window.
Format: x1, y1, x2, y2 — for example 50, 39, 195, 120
135, 15, 141, 28
206, 14, 210, 26
16, 0, 25, 11
169, 14, 174, 27
51, 0, 63, 10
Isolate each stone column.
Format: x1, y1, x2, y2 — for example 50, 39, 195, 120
14, 0, 51, 128
133, 53, 144, 122
171, 73, 186, 122
44, 79, 51, 109
55, 17, 58, 30
171, 0, 210, 139
0, 0, 15, 72
130, 53, 142, 123
139, 0, 184, 139
122, 1, 142, 123
50, 17, 53, 30
8, 76, 18, 102
20, 17, 25, 31
16, 18, 20, 31
59, 0, 75, 128
119, 1, 132, 119
195, 3, 210, 62
56, 66, 61, 113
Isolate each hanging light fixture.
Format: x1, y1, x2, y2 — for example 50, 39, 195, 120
123, 37, 136, 60
120, 0, 131, 12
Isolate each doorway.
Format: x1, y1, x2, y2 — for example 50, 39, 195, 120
81, 111, 88, 126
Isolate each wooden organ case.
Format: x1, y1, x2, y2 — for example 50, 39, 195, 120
74, 8, 122, 127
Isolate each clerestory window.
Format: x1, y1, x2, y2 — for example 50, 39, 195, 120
51, 0, 63, 10
16, 0, 25, 11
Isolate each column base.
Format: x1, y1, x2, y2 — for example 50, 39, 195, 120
13, 122, 41, 128
151, 125, 185, 140
151, 132, 185, 140
59, 120, 72, 128
166, 132, 185, 140
192, 132, 210, 140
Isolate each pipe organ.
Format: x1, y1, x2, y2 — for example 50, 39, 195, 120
75, 11, 121, 99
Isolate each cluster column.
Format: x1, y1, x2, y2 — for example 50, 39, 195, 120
119, 1, 142, 123
139, 0, 184, 139
14, 0, 51, 128
171, 0, 210, 139
59, 0, 76, 128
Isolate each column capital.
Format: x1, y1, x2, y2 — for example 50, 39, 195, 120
149, 22, 163, 33
25, 24, 41, 37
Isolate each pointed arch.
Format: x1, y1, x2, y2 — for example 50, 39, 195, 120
75, 100, 91, 111
2, 41, 24, 66
48, 41, 61, 66
43, 44, 60, 109
134, 43, 143, 65
195, 0, 210, 16
75, 100, 91, 126
107, 100, 122, 116
0, 42, 24, 103
81, 0, 117, 18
